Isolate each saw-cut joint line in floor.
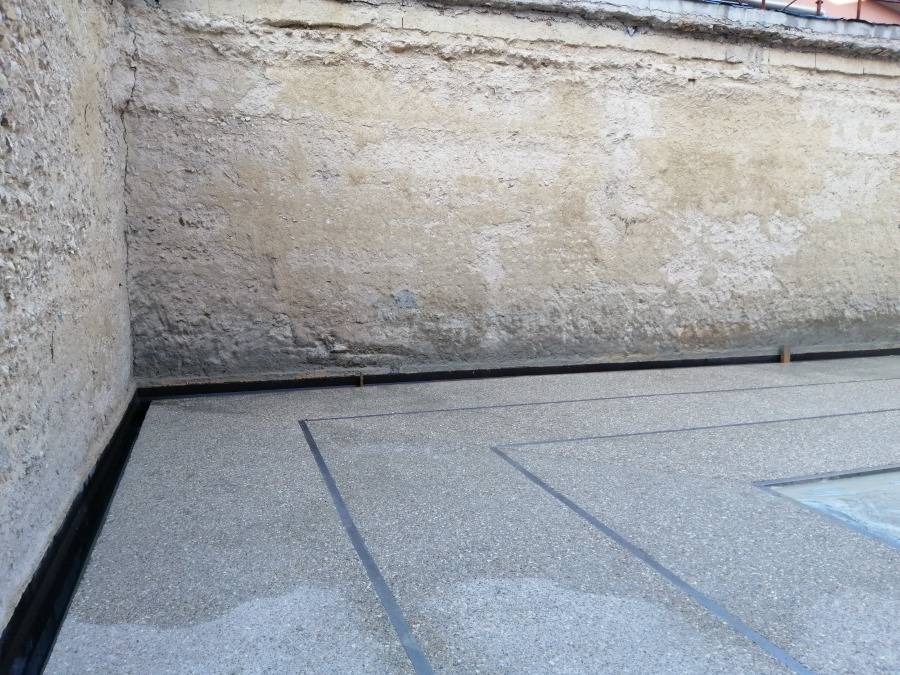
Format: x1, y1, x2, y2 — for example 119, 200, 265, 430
495, 407, 900, 450
491, 446, 815, 675
300, 403, 900, 674
304, 375, 900, 423
300, 406, 900, 674
299, 421, 435, 675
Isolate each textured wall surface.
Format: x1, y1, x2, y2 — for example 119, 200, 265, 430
0, 0, 896, 641
0, 0, 133, 624
127, 0, 900, 381
0, 0, 897, 636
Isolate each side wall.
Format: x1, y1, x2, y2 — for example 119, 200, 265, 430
0, 0, 134, 624
128, 0, 900, 381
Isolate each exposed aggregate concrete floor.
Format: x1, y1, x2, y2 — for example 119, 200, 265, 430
46, 357, 900, 674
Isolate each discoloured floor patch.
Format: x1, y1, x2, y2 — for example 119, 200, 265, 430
47, 357, 900, 673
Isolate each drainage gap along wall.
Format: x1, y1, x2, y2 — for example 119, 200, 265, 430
126, 0, 900, 384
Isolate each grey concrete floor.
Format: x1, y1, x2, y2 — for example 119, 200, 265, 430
46, 357, 900, 674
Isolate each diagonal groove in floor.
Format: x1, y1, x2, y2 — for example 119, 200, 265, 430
490, 445, 816, 675
300, 420, 435, 675
299, 371, 899, 672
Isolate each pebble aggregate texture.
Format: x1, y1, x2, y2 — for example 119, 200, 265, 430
0, 0, 134, 625
2, 0, 900, 641
129, 0, 900, 382
44, 358, 900, 673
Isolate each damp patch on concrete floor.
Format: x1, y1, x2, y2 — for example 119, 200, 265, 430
44, 357, 900, 674
763, 468, 900, 550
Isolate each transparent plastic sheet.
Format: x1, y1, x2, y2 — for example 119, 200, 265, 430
772, 470, 900, 548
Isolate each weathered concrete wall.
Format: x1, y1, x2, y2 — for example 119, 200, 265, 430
0, 0, 134, 624
127, 0, 900, 380
0, 0, 897, 629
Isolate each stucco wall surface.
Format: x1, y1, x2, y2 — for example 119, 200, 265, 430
0, 0, 134, 624
127, 0, 900, 381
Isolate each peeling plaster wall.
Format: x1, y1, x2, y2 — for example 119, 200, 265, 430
127, 0, 900, 381
0, 0, 133, 624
